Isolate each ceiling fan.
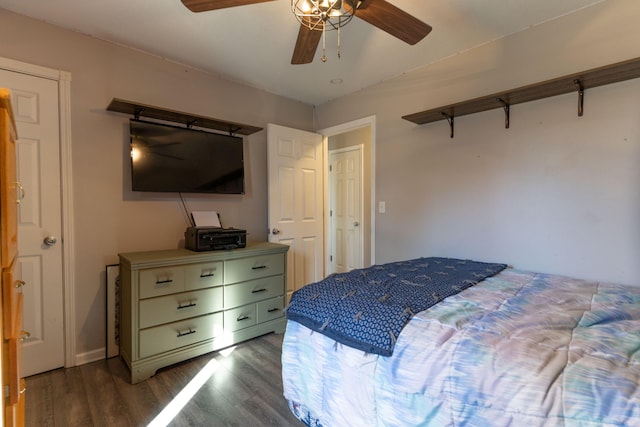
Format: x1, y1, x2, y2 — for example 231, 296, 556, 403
180, 0, 432, 64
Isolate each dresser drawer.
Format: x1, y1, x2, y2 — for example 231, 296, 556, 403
6, 337, 22, 405
224, 253, 285, 284
139, 266, 185, 299
139, 287, 223, 329
224, 275, 284, 309
257, 296, 285, 323
2, 259, 23, 338
184, 261, 223, 291
224, 304, 257, 332
1, 288, 23, 380
139, 312, 224, 359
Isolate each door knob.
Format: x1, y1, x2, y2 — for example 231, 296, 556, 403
271, 228, 281, 235
353, 221, 360, 227
43, 236, 58, 246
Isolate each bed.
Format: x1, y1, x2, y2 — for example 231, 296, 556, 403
281, 257, 640, 426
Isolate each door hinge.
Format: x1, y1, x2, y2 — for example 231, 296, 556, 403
330, 255, 333, 262
329, 164, 332, 172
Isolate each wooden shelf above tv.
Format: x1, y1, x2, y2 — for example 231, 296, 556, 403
106, 98, 263, 136
402, 57, 640, 136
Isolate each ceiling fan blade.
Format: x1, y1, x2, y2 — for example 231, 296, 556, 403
356, 0, 432, 45
181, 0, 274, 13
291, 23, 322, 65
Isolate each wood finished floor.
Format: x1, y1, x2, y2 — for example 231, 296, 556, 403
25, 332, 302, 427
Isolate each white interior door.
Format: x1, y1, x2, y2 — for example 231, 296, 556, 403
319, 116, 375, 269
267, 124, 324, 301
0, 69, 65, 376
329, 146, 363, 274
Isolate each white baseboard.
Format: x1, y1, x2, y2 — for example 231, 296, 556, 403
74, 348, 107, 366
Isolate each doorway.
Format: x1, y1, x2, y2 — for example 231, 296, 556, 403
328, 145, 363, 274
320, 116, 375, 273
267, 116, 375, 292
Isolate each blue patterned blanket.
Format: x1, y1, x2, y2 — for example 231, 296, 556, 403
286, 257, 507, 356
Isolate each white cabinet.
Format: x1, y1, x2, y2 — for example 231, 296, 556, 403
119, 242, 289, 384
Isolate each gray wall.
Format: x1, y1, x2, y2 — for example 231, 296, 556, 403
0, 10, 314, 360
316, 0, 640, 286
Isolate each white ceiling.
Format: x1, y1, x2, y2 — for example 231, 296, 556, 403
0, 0, 605, 105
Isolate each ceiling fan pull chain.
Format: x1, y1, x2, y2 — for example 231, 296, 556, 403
321, 24, 327, 62
337, 25, 341, 59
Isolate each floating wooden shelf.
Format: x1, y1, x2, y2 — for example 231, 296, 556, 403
106, 98, 263, 136
402, 57, 640, 137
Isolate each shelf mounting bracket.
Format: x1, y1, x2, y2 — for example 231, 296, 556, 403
496, 98, 510, 129
134, 108, 144, 120
441, 112, 454, 138
574, 79, 584, 117
186, 119, 198, 128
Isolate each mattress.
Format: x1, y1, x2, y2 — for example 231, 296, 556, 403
281, 268, 640, 426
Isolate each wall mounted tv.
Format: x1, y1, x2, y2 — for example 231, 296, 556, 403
129, 119, 245, 194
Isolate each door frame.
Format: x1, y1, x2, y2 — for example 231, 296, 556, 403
318, 115, 376, 269
0, 56, 76, 368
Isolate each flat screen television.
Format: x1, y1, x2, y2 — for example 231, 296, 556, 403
129, 119, 245, 194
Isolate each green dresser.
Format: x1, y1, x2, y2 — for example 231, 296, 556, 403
119, 242, 289, 384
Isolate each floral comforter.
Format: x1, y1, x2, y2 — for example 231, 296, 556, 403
282, 269, 640, 426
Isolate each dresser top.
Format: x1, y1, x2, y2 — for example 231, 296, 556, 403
119, 241, 289, 269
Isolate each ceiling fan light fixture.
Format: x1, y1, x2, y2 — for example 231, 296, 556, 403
292, 0, 357, 62
292, 0, 355, 31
